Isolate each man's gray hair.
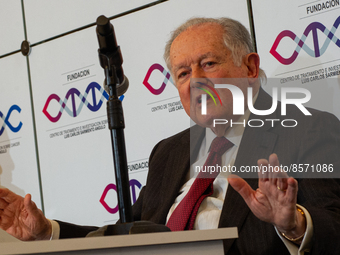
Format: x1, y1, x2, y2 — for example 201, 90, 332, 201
163, 17, 266, 80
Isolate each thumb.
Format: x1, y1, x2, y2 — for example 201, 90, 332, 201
228, 174, 254, 204
23, 194, 37, 214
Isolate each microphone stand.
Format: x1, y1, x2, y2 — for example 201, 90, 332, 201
97, 19, 170, 235
104, 62, 133, 224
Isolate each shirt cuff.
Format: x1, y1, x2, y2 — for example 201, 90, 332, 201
48, 219, 61, 240
274, 204, 313, 255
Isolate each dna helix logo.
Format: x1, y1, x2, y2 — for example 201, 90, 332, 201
100, 179, 142, 214
143, 63, 174, 95
270, 16, 340, 65
0, 105, 23, 136
43, 82, 123, 123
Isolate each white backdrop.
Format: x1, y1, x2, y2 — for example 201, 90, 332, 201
252, 0, 340, 118
0, 0, 25, 55
0, 53, 42, 209
23, 0, 158, 44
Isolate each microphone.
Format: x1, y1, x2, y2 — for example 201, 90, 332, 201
96, 15, 129, 96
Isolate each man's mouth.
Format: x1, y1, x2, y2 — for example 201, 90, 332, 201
196, 95, 203, 104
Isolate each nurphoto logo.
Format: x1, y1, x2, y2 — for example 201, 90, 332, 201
192, 78, 312, 128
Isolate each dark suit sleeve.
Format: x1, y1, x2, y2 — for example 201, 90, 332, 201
56, 187, 146, 239
56, 220, 99, 238
295, 111, 340, 254
299, 179, 340, 255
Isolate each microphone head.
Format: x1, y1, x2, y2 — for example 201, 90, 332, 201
96, 15, 112, 36
104, 75, 129, 96
96, 15, 128, 97
96, 15, 117, 54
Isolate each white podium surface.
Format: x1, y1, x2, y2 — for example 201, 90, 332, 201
0, 227, 238, 255
0, 229, 20, 243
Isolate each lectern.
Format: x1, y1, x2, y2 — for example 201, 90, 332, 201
0, 227, 238, 254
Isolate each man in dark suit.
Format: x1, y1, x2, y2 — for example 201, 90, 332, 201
1, 17, 340, 254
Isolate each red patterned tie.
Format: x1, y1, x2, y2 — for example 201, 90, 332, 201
167, 136, 233, 231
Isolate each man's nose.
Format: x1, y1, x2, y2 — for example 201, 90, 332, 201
191, 67, 206, 79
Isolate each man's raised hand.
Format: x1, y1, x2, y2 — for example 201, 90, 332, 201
0, 188, 52, 241
228, 154, 306, 242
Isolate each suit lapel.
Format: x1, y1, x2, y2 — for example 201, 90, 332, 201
159, 125, 205, 220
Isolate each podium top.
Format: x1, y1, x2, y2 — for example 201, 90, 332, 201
0, 227, 238, 255
0, 229, 21, 243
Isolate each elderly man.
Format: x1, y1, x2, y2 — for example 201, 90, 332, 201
1, 17, 340, 255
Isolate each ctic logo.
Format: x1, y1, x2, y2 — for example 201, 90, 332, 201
143, 63, 174, 95
100, 179, 142, 214
197, 82, 311, 128
0, 105, 23, 136
43, 82, 124, 123
270, 16, 340, 65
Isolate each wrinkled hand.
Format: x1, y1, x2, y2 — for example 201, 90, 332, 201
228, 154, 306, 241
0, 188, 51, 241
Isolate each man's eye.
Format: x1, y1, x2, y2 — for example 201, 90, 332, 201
178, 71, 189, 79
204, 61, 215, 67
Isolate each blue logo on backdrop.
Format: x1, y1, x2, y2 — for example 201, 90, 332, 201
0, 105, 23, 136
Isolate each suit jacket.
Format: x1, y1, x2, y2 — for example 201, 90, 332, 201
58, 88, 340, 254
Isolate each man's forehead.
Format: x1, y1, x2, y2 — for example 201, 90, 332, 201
172, 52, 224, 71
172, 23, 224, 45
170, 24, 225, 52
168, 23, 229, 74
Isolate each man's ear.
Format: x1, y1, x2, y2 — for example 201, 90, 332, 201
244, 53, 260, 83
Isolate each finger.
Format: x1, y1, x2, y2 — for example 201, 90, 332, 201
268, 153, 284, 184
268, 153, 279, 165
267, 154, 290, 191
228, 174, 255, 206
269, 154, 289, 180
276, 178, 285, 191
277, 177, 289, 192
285, 177, 298, 204
268, 154, 279, 182
257, 158, 269, 181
